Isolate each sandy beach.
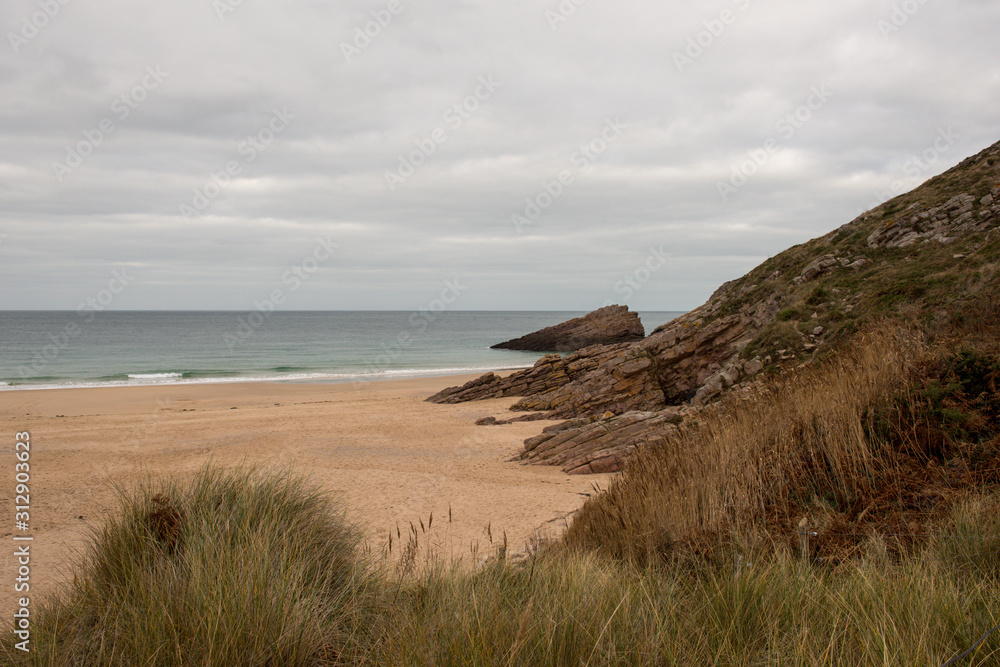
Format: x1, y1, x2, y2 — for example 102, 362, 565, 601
0, 374, 611, 619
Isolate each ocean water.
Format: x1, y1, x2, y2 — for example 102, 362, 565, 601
0, 311, 684, 391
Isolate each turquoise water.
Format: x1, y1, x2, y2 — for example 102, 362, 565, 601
0, 311, 684, 390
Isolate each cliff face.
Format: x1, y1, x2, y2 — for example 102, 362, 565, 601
428, 139, 1000, 474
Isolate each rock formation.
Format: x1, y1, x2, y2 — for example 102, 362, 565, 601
490, 305, 644, 351
428, 138, 1000, 475
514, 409, 686, 474
865, 189, 1000, 249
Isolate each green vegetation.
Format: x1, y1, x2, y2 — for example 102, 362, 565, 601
775, 307, 801, 322
2, 466, 381, 666
9, 456, 1000, 665
365, 529, 1000, 665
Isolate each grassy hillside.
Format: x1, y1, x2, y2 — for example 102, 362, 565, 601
702, 140, 1000, 364
561, 141, 1000, 566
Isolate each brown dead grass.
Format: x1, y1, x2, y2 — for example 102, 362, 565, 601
145, 494, 185, 555
564, 322, 1000, 566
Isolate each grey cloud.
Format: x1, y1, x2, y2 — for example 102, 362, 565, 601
1, 0, 998, 311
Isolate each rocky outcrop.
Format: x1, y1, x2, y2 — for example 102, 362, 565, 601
428, 295, 773, 469
428, 341, 666, 417
514, 409, 686, 474
426, 346, 616, 404
638, 311, 755, 405
791, 253, 869, 285
429, 139, 1000, 475
867, 188, 1000, 249
508, 346, 666, 418
491, 305, 644, 351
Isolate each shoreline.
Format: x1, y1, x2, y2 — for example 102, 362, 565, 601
0, 365, 535, 393
0, 371, 609, 619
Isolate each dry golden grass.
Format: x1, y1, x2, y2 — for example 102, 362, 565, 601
564, 323, 1000, 565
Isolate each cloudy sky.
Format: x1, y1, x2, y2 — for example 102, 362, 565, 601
1, 0, 998, 311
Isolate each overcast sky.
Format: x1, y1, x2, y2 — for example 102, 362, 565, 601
1, 0, 998, 311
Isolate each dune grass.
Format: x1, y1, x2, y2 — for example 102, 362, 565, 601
6, 470, 1000, 666
2, 465, 380, 666
7, 466, 1000, 665
361, 502, 1000, 666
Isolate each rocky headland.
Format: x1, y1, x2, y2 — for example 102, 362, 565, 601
490, 304, 645, 351
428, 139, 1000, 474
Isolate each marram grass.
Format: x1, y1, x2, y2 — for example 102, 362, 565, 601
362, 514, 1000, 666
6, 392, 1000, 665
6, 468, 1000, 665
2, 465, 380, 666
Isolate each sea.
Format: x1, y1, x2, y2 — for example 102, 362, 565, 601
0, 311, 684, 391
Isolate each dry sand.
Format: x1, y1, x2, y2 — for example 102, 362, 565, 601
0, 374, 611, 618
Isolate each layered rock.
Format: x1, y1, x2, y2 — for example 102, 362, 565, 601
428, 296, 772, 470
427, 348, 603, 404
427, 299, 772, 472
791, 253, 869, 285
866, 188, 1000, 249
637, 311, 755, 405
491, 304, 644, 351
508, 346, 666, 418
514, 409, 686, 474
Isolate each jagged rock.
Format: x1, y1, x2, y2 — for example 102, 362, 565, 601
426, 346, 623, 405
641, 311, 755, 405
426, 371, 508, 403
513, 408, 684, 474
491, 305, 644, 351
867, 192, 999, 249
509, 346, 666, 419
798, 255, 841, 282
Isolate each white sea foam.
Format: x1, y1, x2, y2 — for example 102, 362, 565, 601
0, 366, 532, 392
